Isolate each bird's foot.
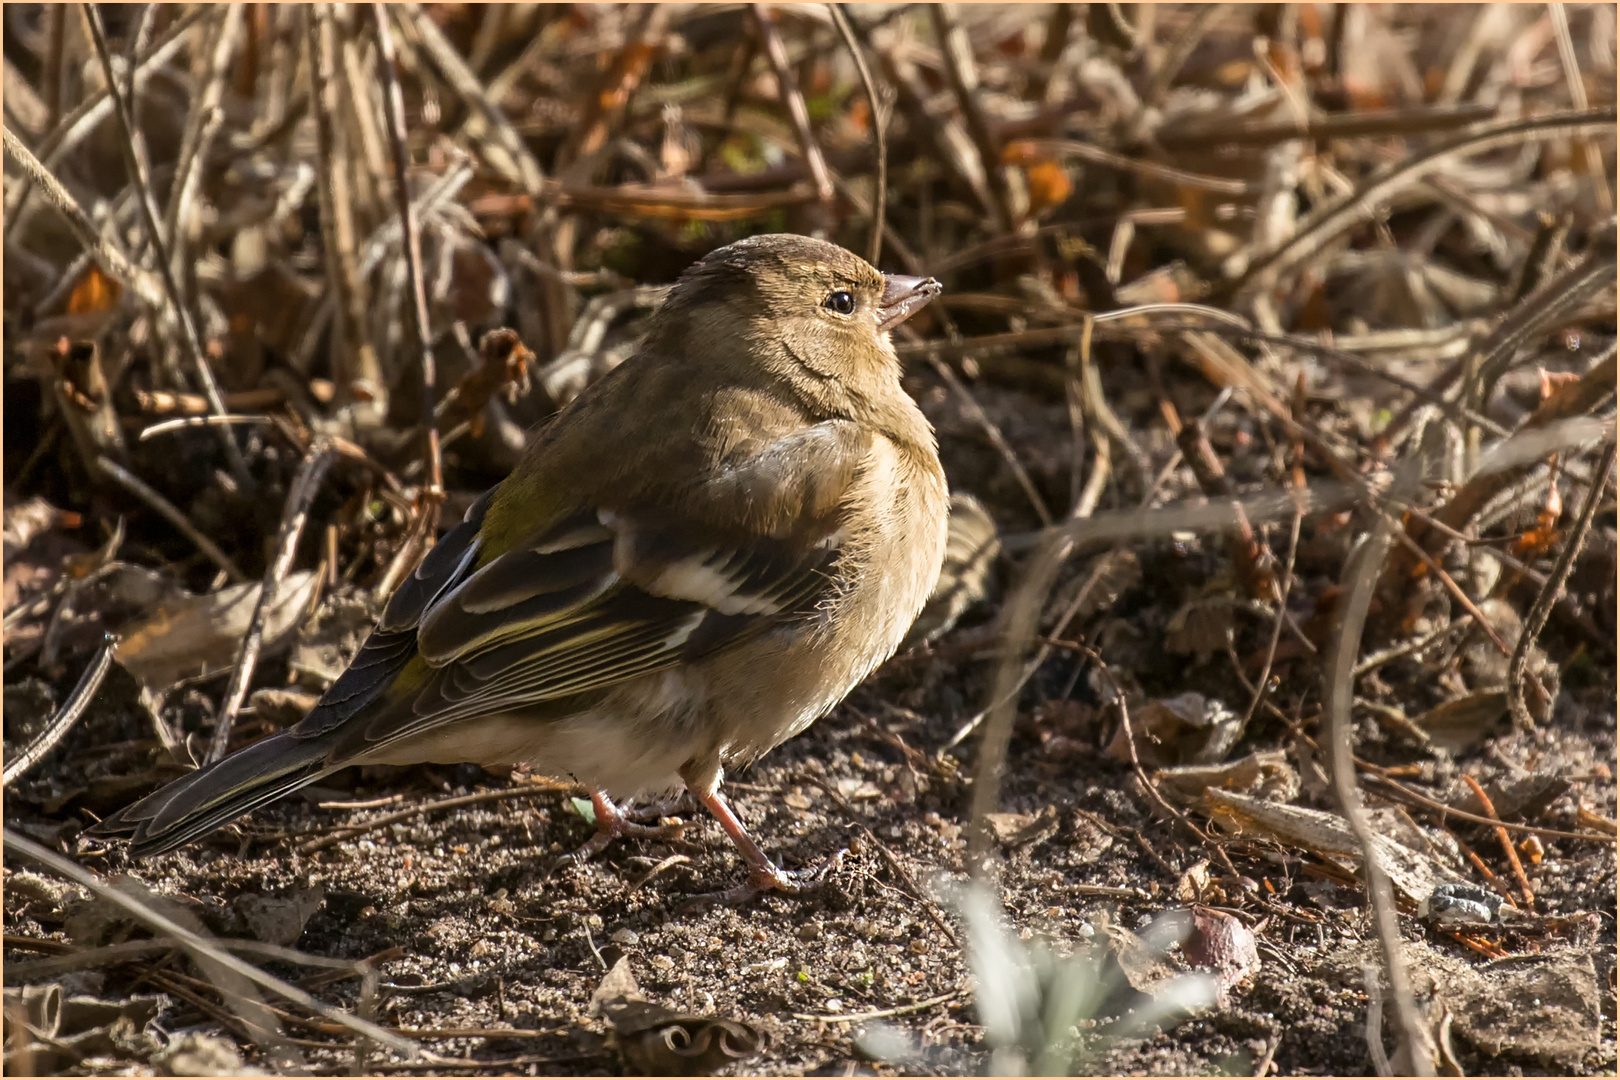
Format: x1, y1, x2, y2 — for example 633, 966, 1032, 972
684, 847, 849, 907
560, 790, 689, 865
617, 791, 695, 825
677, 781, 848, 905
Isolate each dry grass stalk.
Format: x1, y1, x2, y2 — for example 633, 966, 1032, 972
1507, 439, 1615, 729
1, 638, 114, 788
208, 437, 372, 764
307, 4, 384, 415
2, 829, 418, 1058
372, 2, 443, 506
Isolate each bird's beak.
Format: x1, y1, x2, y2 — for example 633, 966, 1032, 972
877, 274, 943, 333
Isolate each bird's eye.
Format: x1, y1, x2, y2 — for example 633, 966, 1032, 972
822, 291, 856, 316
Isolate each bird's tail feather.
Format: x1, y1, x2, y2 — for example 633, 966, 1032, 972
90, 732, 334, 857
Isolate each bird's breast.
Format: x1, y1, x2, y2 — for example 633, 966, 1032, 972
704, 430, 948, 764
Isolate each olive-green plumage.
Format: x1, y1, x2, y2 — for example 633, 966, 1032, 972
95, 235, 949, 900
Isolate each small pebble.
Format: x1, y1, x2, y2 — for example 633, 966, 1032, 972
611, 928, 640, 945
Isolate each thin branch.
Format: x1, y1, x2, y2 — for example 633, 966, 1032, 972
295, 781, 574, 856
1324, 485, 1437, 1075
1468, 237, 1617, 413
162, 6, 244, 280
1401, 349, 1616, 572
372, 4, 443, 505
398, 1, 546, 195
4, 934, 388, 985
307, 3, 384, 411
2, 639, 114, 787
1459, 775, 1535, 905
96, 456, 246, 581
1548, 3, 1612, 214
829, 3, 887, 265
1027, 137, 1255, 194
752, 4, 835, 231
929, 4, 1021, 232
2, 828, 418, 1059
80, 3, 252, 489
1158, 101, 1501, 151
291, 159, 476, 376
40, 5, 67, 131
928, 355, 1053, 526
1143, 3, 1231, 109
4, 6, 211, 240
1026, 3, 1075, 106
1363, 963, 1393, 1076
1231, 106, 1617, 300
966, 517, 1073, 870
208, 437, 365, 764
2, 125, 163, 307
1509, 439, 1615, 729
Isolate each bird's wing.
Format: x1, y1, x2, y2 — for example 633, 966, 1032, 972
309, 419, 869, 761
290, 486, 498, 743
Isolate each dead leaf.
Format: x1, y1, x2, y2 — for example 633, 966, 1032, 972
611, 1002, 762, 1077
62, 898, 139, 949
3, 679, 57, 745
1453, 770, 1570, 822
1448, 953, 1600, 1069
247, 688, 319, 727
1203, 788, 1456, 905
1176, 861, 1213, 904
1155, 750, 1301, 805
156, 1031, 266, 1077
233, 885, 325, 947
1411, 691, 1509, 753
984, 805, 1061, 849
65, 264, 121, 316
113, 571, 320, 690
2, 985, 60, 1036
589, 954, 645, 1015
1109, 692, 1241, 768
592, 956, 761, 1076
2, 987, 164, 1076
287, 590, 379, 690
4, 495, 83, 555
1165, 599, 1234, 659
1022, 159, 1073, 217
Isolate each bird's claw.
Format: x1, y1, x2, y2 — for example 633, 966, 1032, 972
683, 846, 849, 907
559, 804, 690, 867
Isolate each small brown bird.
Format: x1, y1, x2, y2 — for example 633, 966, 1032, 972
95, 235, 949, 901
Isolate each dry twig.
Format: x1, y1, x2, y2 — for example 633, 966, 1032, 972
828, 3, 887, 264
81, 2, 252, 488
372, 4, 444, 507
208, 437, 373, 764
1322, 473, 1436, 1076
1508, 439, 1615, 729
2, 638, 114, 788
752, 5, 835, 231
3, 829, 417, 1058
